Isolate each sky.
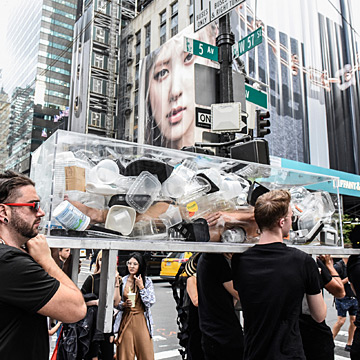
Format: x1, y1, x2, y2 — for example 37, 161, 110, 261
0, 0, 13, 77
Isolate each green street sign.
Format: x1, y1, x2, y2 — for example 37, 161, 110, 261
238, 27, 263, 56
184, 37, 218, 62
245, 84, 268, 109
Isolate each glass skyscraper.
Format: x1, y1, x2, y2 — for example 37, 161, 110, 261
1, 0, 77, 173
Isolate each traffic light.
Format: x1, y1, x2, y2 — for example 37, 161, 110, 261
256, 110, 271, 138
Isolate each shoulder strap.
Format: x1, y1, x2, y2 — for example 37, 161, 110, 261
91, 275, 94, 293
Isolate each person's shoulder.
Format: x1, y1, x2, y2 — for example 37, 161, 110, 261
287, 246, 311, 258
0, 245, 32, 261
145, 276, 153, 285
285, 247, 317, 266
348, 255, 360, 272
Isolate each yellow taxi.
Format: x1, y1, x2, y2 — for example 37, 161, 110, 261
160, 252, 193, 281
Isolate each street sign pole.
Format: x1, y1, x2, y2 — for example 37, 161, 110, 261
217, 13, 234, 103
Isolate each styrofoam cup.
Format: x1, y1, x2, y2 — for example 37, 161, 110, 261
105, 205, 136, 236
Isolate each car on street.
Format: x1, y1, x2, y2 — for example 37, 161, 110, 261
160, 252, 193, 282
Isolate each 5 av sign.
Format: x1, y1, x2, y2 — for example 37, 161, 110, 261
184, 37, 218, 62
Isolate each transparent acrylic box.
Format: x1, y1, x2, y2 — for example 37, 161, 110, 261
30, 130, 343, 248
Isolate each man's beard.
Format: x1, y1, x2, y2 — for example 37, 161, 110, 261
10, 211, 39, 239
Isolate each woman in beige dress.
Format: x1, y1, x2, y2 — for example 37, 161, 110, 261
114, 252, 155, 360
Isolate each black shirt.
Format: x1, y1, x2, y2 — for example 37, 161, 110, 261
347, 255, 360, 327
299, 259, 334, 359
232, 242, 321, 360
197, 253, 243, 345
82, 273, 101, 297
0, 244, 60, 360
334, 259, 355, 298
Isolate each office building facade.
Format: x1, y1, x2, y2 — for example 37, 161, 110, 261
1, 0, 77, 173
68, 0, 136, 137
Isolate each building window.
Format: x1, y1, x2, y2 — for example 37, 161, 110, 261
171, 2, 178, 37
145, 23, 151, 56
97, 0, 107, 11
76, 64, 81, 79
160, 10, 166, 45
135, 30, 141, 63
134, 91, 138, 126
93, 78, 102, 93
94, 54, 104, 68
135, 64, 139, 89
91, 112, 101, 127
189, 0, 194, 24
95, 27, 105, 42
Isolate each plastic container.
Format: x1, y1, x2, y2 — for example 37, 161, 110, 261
179, 192, 212, 220
158, 205, 183, 228
130, 219, 167, 237
53, 200, 90, 231
105, 205, 136, 236
221, 227, 246, 243
126, 171, 161, 213
90, 159, 119, 184
161, 160, 197, 198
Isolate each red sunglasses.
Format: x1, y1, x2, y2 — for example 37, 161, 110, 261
4, 202, 41, 211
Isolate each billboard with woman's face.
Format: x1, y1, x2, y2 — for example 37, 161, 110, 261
139, 0, 360, 174
138, 24, 219, 150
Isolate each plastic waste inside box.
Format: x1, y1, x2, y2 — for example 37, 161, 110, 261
30, 130, 343, 248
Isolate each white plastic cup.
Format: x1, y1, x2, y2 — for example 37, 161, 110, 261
128, 292, 136, 307
161, 176, 186, 198
53, 200, 90, 231
221, 180, 243, 200
159, 205, 182, 228
90, 159, 119, 184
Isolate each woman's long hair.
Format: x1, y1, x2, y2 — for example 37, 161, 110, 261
144, 47, 164, 147
126, 252, 147, 285
94, 250, 103, 274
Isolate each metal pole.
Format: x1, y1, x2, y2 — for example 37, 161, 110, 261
216, 13, 234, 103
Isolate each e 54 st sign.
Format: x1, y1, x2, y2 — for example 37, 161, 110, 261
238, 27, 263, 56
184, 37, 218, 62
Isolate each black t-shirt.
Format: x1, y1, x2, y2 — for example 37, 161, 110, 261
82, 273, 101, 297
299, 259, 334, 358
347, 255, 360, 327
0, 244, 60, 360
334, 259, 355, 297
232, 242, 321, 360
197, 253, 243, 345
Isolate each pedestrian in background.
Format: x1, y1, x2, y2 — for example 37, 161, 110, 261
81, 250, 121, 360
197, 252, 244, 360
346, 225, 360, 359
114, 252, 155, 360
90, 249, 100, 271
232, 189, 326, 360
0, 170, 86, 359
332, 257, 358, 352
58, 248, 71, 269
299, 254, 345, 360
184, 255, 204, 360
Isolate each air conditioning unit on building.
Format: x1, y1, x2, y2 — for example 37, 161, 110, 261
124, 97, 133, 115
126, 76, 133, 90
127, 51, 134, 65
